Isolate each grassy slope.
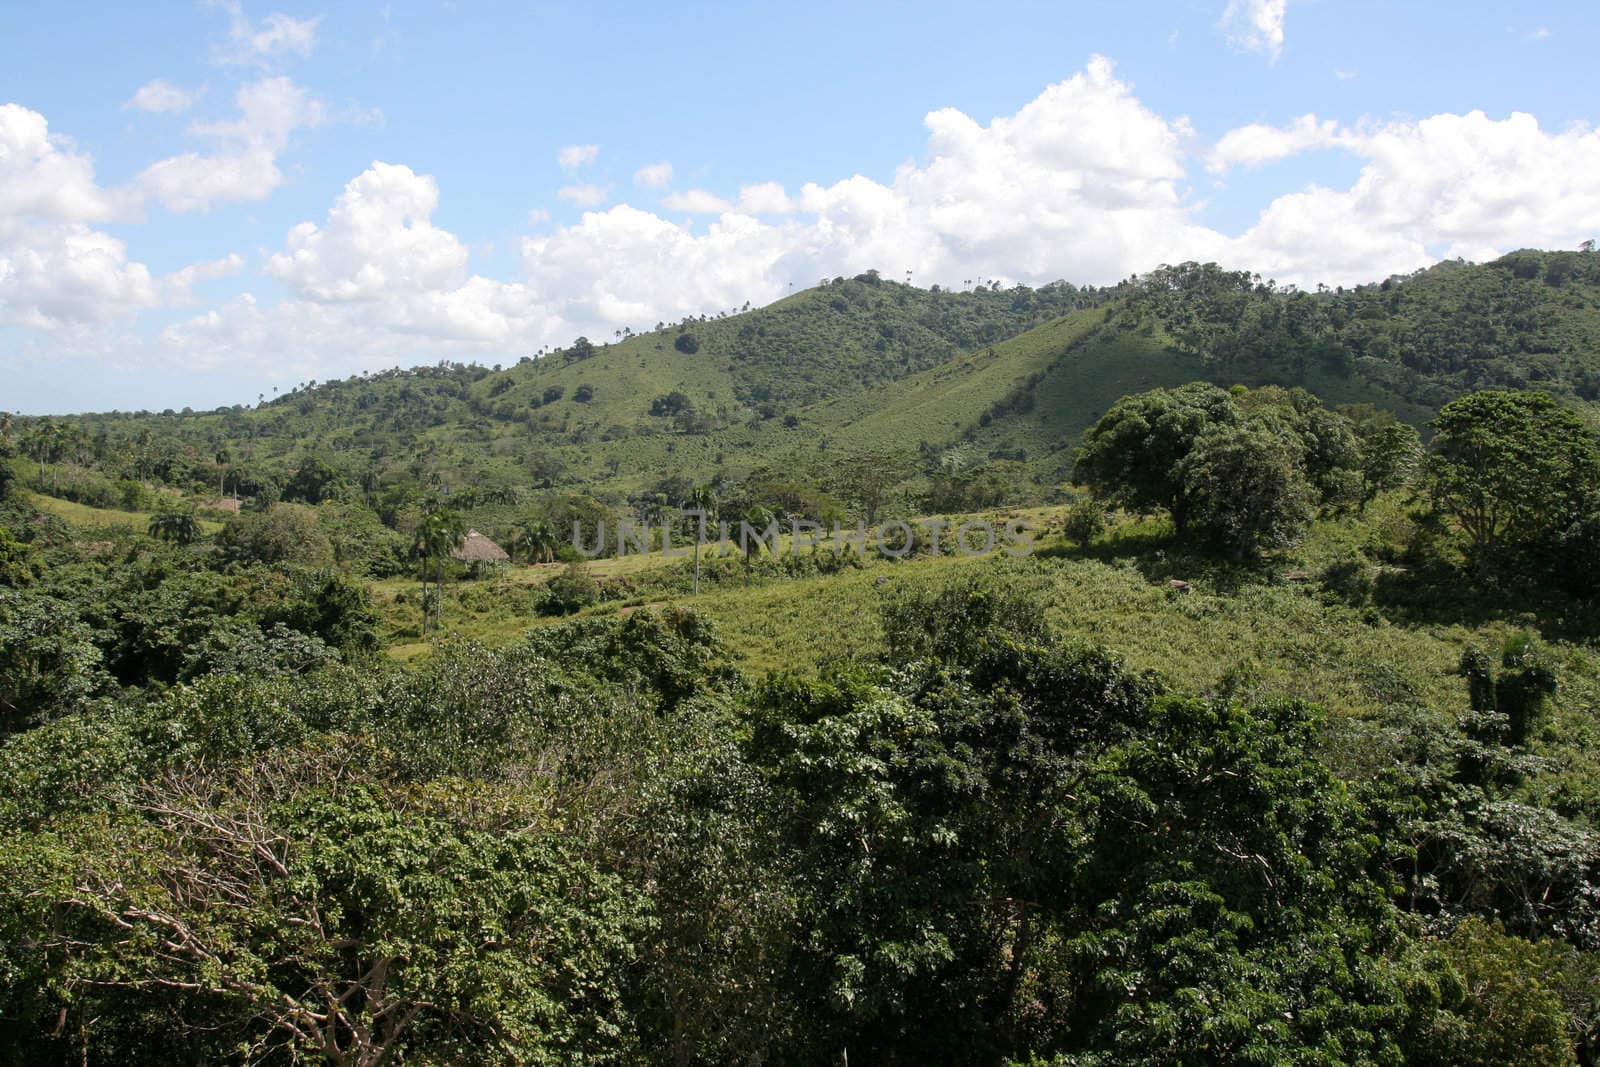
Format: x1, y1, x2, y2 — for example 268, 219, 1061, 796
381, 496, 1565, 732
27, 492, 225, 534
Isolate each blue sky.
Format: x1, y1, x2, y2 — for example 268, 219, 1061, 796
4, 0, 1598, 413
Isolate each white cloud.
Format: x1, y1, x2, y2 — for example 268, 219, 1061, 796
212, 2, 321, 67
0, 104, 137, 223
17, 54, 1600, 389
137, 76, 325, 212
0, 105, 156, 327
1220, 0, 1289, 61
1228, 110, 1600, 285
1207, 114, 1341, 172
662, 188, 733, 214
163, 252, 245, 303
735, 181, 795, 214
124, 79, 201, 114
557, 143, 599, 170
267, 162, 468, 301
158, 162, 555, 373
633, 160, 673, 187
557, 183, 608, 207
665, 183, 794, 215
527, 207, 550, 225
0, 104, 242, 329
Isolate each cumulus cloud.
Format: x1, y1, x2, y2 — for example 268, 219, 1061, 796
665, 182, 795, 216
1220, 0, 1289, 61
137, 76, 325, 212
0, 105, 153, 327
18, 53, 1600, 389
212, 2, 321, 67
557, 143, 599, 170
159, 162, 554, 372
556, 183, 607, 207
633, 160, 673, 187
525, 54, 1219, 330
163, 252, 245, 303
1207, 114, 1341, 172
123, 79, 200, 114
662, 188, 732, 214
1229, 110, 1600, 284
0, 104, 240, 328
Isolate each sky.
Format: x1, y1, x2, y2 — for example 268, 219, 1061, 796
4, 0, 1599, 414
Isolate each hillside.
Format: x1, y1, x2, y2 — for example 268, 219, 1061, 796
11, 249, 1600, 529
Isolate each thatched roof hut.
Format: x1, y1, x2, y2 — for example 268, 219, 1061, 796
451, 529, 509, 565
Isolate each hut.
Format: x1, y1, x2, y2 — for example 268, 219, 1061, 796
451, 528, 510, 576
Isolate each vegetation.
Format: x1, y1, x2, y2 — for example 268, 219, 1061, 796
9, 248, 1600, 1061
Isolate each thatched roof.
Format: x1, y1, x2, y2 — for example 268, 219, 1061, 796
451, 528, 509, 563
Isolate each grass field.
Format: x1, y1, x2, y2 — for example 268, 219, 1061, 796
378, 497, 1587, 734
27, 492, 225, 535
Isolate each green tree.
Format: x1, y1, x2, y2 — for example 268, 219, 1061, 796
147, 506, 202, 546
217, 503, 333, 564
413, 508, 466, 634
1181, 422, 1316, 557
1360, 422, 1424, 505
1061, 497, 1107, 547
0, 590, 109, 734
1075, 382, 1238, 537
1425, 390, 1600, 570
515, 517, 559, 563
214, 446, 231, 499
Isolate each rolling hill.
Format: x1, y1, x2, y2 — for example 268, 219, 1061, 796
11, 248, 1600, 525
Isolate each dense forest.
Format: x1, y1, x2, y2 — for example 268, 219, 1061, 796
9, 250, 1600, 1063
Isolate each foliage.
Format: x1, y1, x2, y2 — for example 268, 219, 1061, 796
217, 502, 333, 565
1424, 389, 1600, 572
539, 561, 600, 615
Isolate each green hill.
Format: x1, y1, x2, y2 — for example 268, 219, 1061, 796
13, 248, 1600, 526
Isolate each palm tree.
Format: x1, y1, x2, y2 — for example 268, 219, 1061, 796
739, 504, 775, 588
687, 484, 717, 594
148, 508, 201, 546
413, 508, 466, 634
215, 447, 231, 499
516, 519, 559, 564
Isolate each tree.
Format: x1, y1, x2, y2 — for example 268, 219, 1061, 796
835, 451, 914, 526
1075, 383, 1238, 537
148, 507, 202, 546
675, 332, 700, 354
282, 455, 341, 504
515, 518, 559, 564
1181, 423, 1316, 558
413, 509, 467, 634
215, 446, 232, 499
686, 484, 718, 594
217, 503, 332, 565
1359, 423, 1423, 506
539, 561, 600, 615
1424, 390, 1600, 571
1061, 498, 1107, 547
739, 504, 776, 587
0, 589, 109, 734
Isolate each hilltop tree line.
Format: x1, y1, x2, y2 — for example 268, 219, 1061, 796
1124, 249, 1600, 404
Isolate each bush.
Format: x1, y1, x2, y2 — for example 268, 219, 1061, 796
218, 503, 334, 565
1062, 498, 1107, 547
674, 333, 700, 354
539, 562, 600, 615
